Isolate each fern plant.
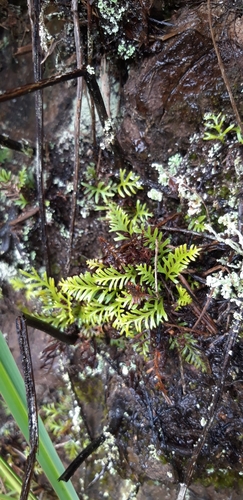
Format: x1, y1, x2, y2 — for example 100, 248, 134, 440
0, 165, 33, 207
82, 180, 116, 204
169, 333, 206, 372
203, 112, 243, 144
11, 169, 203, 369
81, 168, 142, 206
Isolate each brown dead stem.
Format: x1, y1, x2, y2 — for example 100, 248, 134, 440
27, 0, 50, 275
178, 274, 218, 335
66, 0, 84, 275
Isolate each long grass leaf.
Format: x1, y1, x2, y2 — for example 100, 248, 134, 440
0, 456, 37, 499
0, 331, 79, 500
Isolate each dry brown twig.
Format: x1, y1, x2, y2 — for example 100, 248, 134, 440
27, 0, 50, 275
66, 0, 84, 275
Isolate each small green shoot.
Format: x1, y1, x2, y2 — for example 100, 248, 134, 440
0, 147, 12, 164
169, 333, 206, 372
82, 180, 115, 204
187, 215, 207, 233
0, 167, 11, 183
203, 113, 243, 144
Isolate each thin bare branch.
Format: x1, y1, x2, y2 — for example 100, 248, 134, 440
27, 0, 50, 275
0, 134, 35, 155
66, 0, 84, 274
192, 289, 214, 332
24, 312, 79, 345
87, 1, 97, 148
16, 316, 38, 500
154, 237, 158, 296
0, 68, 87, 103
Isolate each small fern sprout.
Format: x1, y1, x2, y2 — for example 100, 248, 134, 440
203, 112, 243, 144
82, 168, 142, 209
82, 180, 116, 204
116, 169, 142, 198
174, 285, 192, 310
187, 215, 207, 233
203, 113, 235, 143
169, 333, 207, 372
0, 167, 11, 183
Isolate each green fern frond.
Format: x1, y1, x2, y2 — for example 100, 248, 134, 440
117, 299, 167, 334
136, 263, 157, 289
82, 180, 115, 204
133, 200, 152, 224
60, 272, 101, 301
11, 268, 77, 327
175, 285, 192, 309
29, 311, 69, 329
64, 440, 81, 461
117, 169, 142, 198
0, 167, 11, 183
159, 244, 200, 283
132, 332, 150, 359
143, 226, 171, 253
11, 275, 27, 291
106, 203, 133, 240
86, 259, 105, 269
169, 334, 206, 372
15, 268, 59, 302
17, 166, 28, 189
80, 298, 123, 326
14, 193, 28, 208
93, 266, 135, 290
187, 215, 206, 233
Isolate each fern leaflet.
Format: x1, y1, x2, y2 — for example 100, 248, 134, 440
93, 266, 135, 289
116, 299, 167, 334
117, 169, 142, 198
106, 203, 132, 240
60, 272, 101, 301
82, 180, 115, 204
136, 263, 156, 289
175, 285, 192, 309
159, 244, 200, 283
169, 334, 206, 372
132, 200, 152, 224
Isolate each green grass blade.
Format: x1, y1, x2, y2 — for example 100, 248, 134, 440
0, 331, 79, 500
0, 495, 20, 500
0, 456, 37, 499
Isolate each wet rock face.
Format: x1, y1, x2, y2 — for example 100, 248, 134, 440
118, 3, 243, 169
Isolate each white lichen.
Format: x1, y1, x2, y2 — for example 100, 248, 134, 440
117, 40, 135, 60
98, 0, 126, 35
147, 188, 163, 202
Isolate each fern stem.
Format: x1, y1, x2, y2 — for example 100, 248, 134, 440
24, 313, 79, 345
154, 238, 159, 296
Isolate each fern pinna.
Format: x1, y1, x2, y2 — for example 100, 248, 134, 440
11, 169, 202, 368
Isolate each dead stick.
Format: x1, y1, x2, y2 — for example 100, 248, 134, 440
192, 289, 214, 332
16, 316, 38, 500
66, 0, 84, 274
0, 68, 87, 103
27, 0, 50, 276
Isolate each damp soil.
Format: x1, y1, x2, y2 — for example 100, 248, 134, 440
1, 1, 243, 499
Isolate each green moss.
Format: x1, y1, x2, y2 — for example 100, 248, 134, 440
199, 466, 243, 489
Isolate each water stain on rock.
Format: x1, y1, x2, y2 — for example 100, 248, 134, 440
119, 3, 243, 168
